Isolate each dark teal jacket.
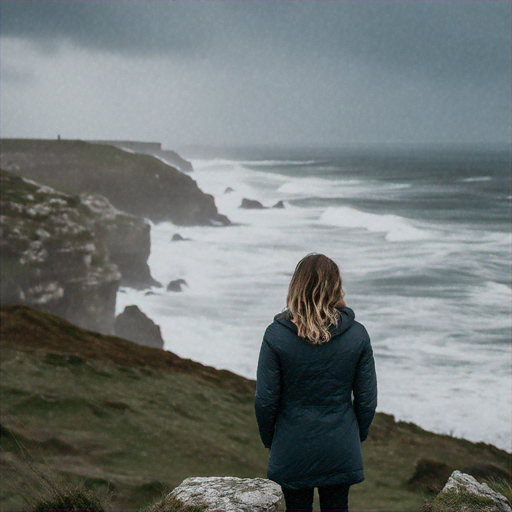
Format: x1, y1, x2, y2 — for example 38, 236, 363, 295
255, 308, 377, 489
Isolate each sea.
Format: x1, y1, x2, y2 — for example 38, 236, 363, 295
116, 144, 512, 452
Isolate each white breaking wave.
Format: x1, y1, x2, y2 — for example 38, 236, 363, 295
462, 176, 492, 182
242, 159, 327, 167
277, 177, 361, 197
319, 206, 432, 242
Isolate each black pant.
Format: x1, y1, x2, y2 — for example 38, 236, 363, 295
281, 483, 350, 512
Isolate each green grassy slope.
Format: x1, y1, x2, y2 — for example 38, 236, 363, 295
1, 306, 509, 512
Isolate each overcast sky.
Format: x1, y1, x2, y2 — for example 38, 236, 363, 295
1, 1, 510, 149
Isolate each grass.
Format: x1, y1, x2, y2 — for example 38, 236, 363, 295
1, 305, 510, 512
422, 478, 512, 512
142, 493, 207, 512
485, 477, 512, 503
422, 487, 498, 512
33, 487, 106, 512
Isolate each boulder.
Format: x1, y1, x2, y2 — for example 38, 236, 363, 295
171, 233, 191, 242
424, 470, 512, 512
167, 279, 187, 292
166, 476, 283, 512
114, 305, 164, 350
240, 198, 266, 209
1, 170, 120, 334
224, 187, 234, 194
272, 200, 285, 209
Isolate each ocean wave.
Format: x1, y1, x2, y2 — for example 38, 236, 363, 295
191, 158, 328, 170
243, 159, 328, 167
319, 206, 432, 242
461, 176, 492, 182
384, 183, 411, 190
277, 178, 361, 196
191, 158, 246, 170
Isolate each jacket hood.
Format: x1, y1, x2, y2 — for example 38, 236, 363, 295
274, 307, 355, 339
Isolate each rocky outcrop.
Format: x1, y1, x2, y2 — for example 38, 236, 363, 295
171, 233, 191, 242
165, 477, 283, 512
80, 193, 160, 289
114, 305, 164, 349
240, 198, 266, 209
1, 139, 229, 226
167, 279, 187, 292
424, 471, 512, 512
0, 170, 120, 334
239, 198, 286, 209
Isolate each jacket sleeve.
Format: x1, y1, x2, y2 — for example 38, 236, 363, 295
255, 336, 281, 449
353, 333, 377, 442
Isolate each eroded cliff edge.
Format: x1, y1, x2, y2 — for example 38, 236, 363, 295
0, 139, 230, 226
0, 170, 157, 333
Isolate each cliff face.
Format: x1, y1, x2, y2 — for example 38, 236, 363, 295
80, 193, 160, 289
1, 170, 120, 333
91, 140, 194, 173
0, 139, 229, 226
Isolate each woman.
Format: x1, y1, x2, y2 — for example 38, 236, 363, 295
255, 253, 377, 512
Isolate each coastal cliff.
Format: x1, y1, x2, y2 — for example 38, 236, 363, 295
90, 140, 194, 173
0, 170, 157, 333
0, 139, 229, 226
79, 193, 159, 289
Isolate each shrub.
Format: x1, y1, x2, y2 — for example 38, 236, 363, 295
33, 487, 105, 512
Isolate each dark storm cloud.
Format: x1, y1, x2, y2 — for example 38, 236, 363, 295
1, 1, 510, 145
0, 1, 211, 56
2, 1, 510, 81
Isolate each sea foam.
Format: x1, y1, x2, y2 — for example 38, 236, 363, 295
319, 206, 432, 242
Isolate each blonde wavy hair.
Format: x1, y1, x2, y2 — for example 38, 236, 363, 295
286, 253, 346, 344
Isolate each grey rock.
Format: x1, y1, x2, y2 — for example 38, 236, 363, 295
167, 279, 187, 292
171, 233, 191, 242
240, 198, 265, 209
1, 170, 120, 334
440, 471, 512, 511
224, 187, 234, 194
169, 476, 283, 512
272, 200, 285, 209
114, 305, 164, 349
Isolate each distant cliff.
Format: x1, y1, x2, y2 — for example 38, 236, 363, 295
1, 139, 229, 226
91, 140, 194, 173
0, 170, 157, 333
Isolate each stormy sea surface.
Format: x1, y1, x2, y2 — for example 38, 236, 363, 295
117, 145, 512, 452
